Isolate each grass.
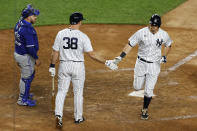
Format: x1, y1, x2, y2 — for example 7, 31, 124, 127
0, 0, 186, 29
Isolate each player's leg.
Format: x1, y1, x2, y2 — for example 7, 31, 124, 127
141, 73, 158, 120
14, 53, 36, 106
133, 74, 145, 91
72, 62, 85, 123
55, 63, 71, 118
133, 59, 146, 91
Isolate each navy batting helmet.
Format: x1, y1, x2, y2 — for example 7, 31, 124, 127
149, 14, 161, 27
21, 4, 40, 19
70, 12, 85, 25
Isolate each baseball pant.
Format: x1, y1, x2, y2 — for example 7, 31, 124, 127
55, 61, 85, 120
14, 52, 35, 101
133, 58, 160, 97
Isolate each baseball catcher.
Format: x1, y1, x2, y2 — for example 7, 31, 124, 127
14, 4, 41, 106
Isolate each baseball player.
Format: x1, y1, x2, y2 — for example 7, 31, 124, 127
106, 14, 172, 120
49, 12, 105, 128
14, 4, 41, 106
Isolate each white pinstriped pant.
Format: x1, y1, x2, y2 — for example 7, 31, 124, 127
133, 58, 160, 97
55, 61, 85, 120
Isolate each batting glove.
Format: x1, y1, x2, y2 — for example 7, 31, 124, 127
105, 60, 118, 70
160, 56, 167, 64
49, 67, 56, 77
112, 56, 122, 65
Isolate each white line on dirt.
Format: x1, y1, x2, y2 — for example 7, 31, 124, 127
88, 67, 134, 73
168, 50, 197, 71
119, 114, 197, 124
159, 114, 197, 121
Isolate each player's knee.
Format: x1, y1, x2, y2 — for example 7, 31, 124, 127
22, 72, 35, 87
22, 71, 35, 82
144, 90, 154, 97
133, 82, 142, 91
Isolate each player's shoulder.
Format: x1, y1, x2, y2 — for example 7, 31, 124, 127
58, 28, 69, 34
18, 20, 35, 34
74, 29, 90, 39
135, 27, 148, 35
158, 28, 169, 35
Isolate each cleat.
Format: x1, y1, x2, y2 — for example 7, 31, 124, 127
17, 99, 36, 107
74, 117, 85, 124
56, 115, 63, 129
141, 108, 149, 120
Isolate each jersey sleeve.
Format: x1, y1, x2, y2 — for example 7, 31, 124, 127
128, 31, 140, 47
52, 32, 61, 51
164, 32, 173, 47
83, 34, 93, 52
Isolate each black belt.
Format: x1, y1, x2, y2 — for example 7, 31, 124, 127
138, 56, 153, 63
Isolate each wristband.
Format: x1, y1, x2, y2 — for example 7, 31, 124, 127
120, 52, 126, 58
50, 64, 55, 68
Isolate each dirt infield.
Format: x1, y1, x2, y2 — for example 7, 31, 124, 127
0, 0, 197, 131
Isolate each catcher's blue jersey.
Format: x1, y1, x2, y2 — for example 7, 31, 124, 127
14, 19, 39, 59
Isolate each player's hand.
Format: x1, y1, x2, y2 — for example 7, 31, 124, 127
160, 56, 167, 64
112, 56, 122, 65
49, 67, 56, 77
105, 60, 118, 70
35, 59, 41, 66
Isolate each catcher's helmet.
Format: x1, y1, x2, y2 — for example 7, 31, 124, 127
70, 12, 85, 25
21, 4, 40, 19
149, 14, 161, 27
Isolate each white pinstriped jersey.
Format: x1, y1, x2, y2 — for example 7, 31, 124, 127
53, 28, 93, 61
129, 27, 172, 62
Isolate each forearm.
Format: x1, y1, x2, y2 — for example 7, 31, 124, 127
51, 50, 59, 65
115, 43, 132, 63
87, 52, 105, 64
122, 43, 133, 55
163, 46, 171, 57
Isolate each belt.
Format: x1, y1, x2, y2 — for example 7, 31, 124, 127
138, 56, 153, 63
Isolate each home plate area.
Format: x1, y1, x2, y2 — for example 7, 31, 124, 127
128, 90, 156, 97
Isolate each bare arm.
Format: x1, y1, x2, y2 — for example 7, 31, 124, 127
122, 43, 133, 55
162, 46, 171, 57
51, 50, 59, 65
87, 51, 105, 64
112, 43, 133, 64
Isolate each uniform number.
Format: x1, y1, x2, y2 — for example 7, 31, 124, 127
63, 37, 78, 49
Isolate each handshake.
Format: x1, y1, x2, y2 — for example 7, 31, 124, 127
105, 56, 122, 71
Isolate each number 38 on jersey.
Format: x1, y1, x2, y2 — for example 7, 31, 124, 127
63, 37, 78, 49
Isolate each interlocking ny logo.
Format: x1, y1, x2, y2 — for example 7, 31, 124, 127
156, 39, 163, 47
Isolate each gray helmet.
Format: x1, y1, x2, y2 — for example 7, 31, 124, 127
70, 12, 85, 25
149, 14, 161, 27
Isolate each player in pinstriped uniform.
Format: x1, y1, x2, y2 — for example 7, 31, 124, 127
49, 12, 105, 128
106, 14, 172, 120
14, 4, 41, 106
